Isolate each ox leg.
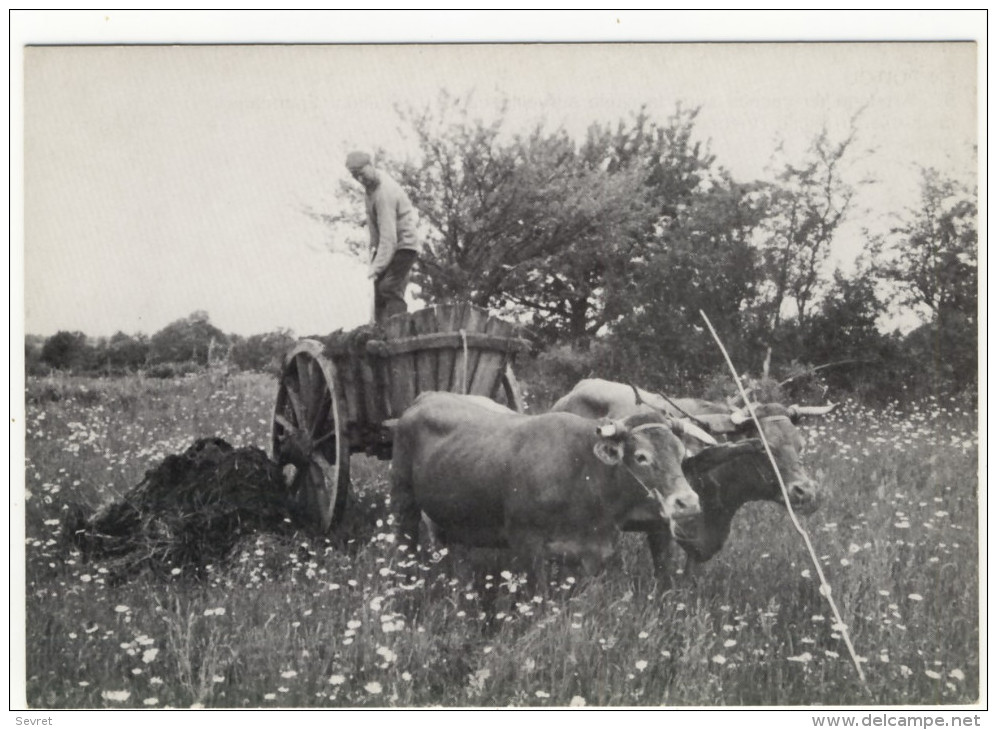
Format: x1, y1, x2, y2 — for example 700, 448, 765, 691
681, 552, 699, 585
390, 476, 421, 559
646, 529, 674, 592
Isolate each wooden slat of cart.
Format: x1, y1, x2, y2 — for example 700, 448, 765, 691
454, 304, 489, 395
355, 335, 383, 427
435, 302, 460, 393
324, 335, 362, 429
334, 352, 359, 427
470, 315, 515, 398
381, 312, 415, 418
410, 307, 440, 401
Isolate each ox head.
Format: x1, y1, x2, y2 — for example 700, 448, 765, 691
592, 413, 712, 524
695, 401, 836, 514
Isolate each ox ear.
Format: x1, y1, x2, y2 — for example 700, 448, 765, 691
593, 438, 625, 466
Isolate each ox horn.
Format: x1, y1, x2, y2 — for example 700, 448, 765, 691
729, 407, 754, 426
788, 403, 838, 417
597, 419, 627, 438
630, 383, 644, 407
676, 420, 718, 446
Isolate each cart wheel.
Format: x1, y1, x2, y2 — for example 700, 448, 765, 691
272, 339, 350, 532
500, 364, 526, 413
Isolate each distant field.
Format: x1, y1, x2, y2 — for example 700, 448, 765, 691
21, 372, 980, 708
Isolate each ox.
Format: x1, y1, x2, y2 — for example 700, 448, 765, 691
550, 378, 835, 586
390, 391, 715, 577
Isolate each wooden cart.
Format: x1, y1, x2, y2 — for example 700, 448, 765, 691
271, 303, 531, 531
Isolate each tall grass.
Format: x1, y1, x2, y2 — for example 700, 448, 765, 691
21, 373, 980, 707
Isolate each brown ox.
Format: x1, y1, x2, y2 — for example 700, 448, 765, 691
391, 391, 713, 575
550, 378, 835, 585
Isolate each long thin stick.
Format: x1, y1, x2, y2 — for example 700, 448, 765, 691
700, 310, 867, 686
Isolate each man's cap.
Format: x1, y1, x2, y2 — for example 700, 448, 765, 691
346, 151, 373, 170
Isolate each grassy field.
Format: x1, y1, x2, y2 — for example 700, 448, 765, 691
19, 371, 981, 708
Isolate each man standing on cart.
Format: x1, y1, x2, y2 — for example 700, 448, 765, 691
345, 150, 420, 324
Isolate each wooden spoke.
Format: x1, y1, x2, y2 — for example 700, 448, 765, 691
272, 339, 351, 533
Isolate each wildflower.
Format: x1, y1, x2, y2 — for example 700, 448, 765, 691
212, 675, 225, 683
787, 652, 813, 664
328, 674, 346, 685
899, 665, 913, 678
401, 672, 412, 682
278, 687, 289, 693
949, 669, 965, 681
711, 655, 727, 665
535, 690, 550, 699
142, 648, 159, 664
800, 569, 811, 579
638, 631, 649, 639
101, 690, 130, 702
171, 568, 182, 576
908, 593, 924, 602
468, 668, 492, 692
635, 660, 648, 671
825, 650, 839, 658
925, 670, 942, 680
264, 693, 276, 701
150, 677, 164, 685
143, 698, 158, 706
724, 639, 737, 648
347, 619, 362, 630
569, 696, 586, 707
80, 575, 92, 583
365, 681, 383, 695
376, 646, 397, 664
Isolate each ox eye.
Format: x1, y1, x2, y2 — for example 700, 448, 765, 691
634, 451, 652, 466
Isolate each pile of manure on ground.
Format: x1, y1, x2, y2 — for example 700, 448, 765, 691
64, 437, 301, 580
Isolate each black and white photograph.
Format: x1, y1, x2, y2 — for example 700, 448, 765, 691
12, 10, 984, 718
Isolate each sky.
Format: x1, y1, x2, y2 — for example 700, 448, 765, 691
15, 11, 982, 340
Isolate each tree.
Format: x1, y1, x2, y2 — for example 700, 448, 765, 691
105, 331, 150, 371
40, 331, 93, 371
388, 93, 660, 342
757, 120, 866, 333
607, 174, 770, 387
230, 329, 296, 373
148, 311, 228, 366
877, 167, 978, 394
878, 166, 977, 327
